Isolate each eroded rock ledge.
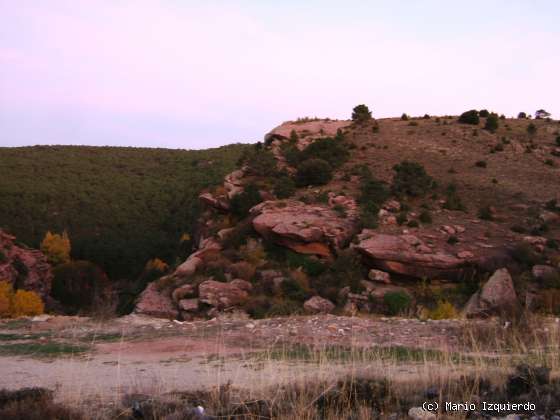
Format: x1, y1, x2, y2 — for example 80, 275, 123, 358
251, 200, 360, 257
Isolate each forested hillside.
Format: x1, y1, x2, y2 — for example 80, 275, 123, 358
0, 144, 249, 280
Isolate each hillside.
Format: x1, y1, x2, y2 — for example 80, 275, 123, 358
0, 144, 250, 280
133, 110, 560, 321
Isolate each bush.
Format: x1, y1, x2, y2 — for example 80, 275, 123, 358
280, 278, 307, 302
427, 300, 458, 320
295, 159, 333, 187
0, 281, 12, 317
458, 110, 480, 125
510, 243, 543, 267
352, 104, 372, 123
443, 184, 466, 211
477, 205, 494, 221
52, 261, 109, 314
527, 123, 537, 136
419, 210, 433, 224
0, 281, 44, 318
284, 136, 350, 171
383, 291, 411, 316
12, 290, 44, 317
401, 113, 409, 121
273, 176, 296, 199
392, 161, 434, 197
475, 160, 487, 168
555, 136, 560, 146
358, 176, 390, 229
40, 231, 71, 266
518, 112, 527, 119
484, 113, 499, 132
230, 183, 262, 218
479, 109, 490, 118
242, 147, 278, 177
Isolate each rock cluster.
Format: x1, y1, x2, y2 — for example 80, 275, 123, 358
463, 268, 518, 317
0, 230, 53, 300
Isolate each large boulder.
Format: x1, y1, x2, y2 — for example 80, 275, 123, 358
464, 268, 518, 317
304, 296, 335, 314
0, 230, 53, 300
134, 282, 179, 319
251, 200, 359, 257
356, 231, 467, 279
198, 280, 249, 309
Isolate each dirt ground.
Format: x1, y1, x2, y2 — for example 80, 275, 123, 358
0, 313, 478, 404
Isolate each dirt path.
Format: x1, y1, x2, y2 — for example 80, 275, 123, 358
0, 314, 476, 403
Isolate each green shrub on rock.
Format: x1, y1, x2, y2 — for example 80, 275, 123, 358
383, 291, 412, 316
295, 159, 333, 187
392, 161, 434, 197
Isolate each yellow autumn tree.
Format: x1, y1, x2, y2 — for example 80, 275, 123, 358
0, 281, 12, 317
0, 281, 44, 317
40, 230, 71, 266
12, 289, 44, 317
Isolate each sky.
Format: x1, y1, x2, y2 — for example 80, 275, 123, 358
1, 1, 559, 149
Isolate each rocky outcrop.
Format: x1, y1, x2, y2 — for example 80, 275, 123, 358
251, 200, 359, 257
199, 192, 229, 212
356, 231, 466, 279
134, 282, 179, 319
304, 296, 335, 314
0, 230, 53, 300
198, 280, 249, 309
223, 169, 245, 198
463, 268, 518, 317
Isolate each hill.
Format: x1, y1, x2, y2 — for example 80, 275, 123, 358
0, 144, 250, 280
132, 109, 560, 321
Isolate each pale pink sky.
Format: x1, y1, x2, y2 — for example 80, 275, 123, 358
1, 1, 559, 148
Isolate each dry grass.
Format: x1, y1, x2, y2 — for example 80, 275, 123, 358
2, 314, 560, 418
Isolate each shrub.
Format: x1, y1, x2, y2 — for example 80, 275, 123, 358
477, 205, 494, 221
407, 220, 419, 228
479, 109, 489, 118
289, 129, 298, 143
443, 184, 466, 211
52, 261, 109, 313
458, 110, 480, 125
40, 231, 71, 266
527, 123, 537, 136
322, 249, 364, 293
273, 176, 296, 199
280, 278, 307, 302
423, 114, 430, 119
419, 210, 432, 224
230, 183, 262, 218
556, 135, 560, 146
0, 281, 12, 317
242, 147, 278, 177
396, 212, 407, 225
401, 113, 409, 121
12, 290, 44, 317
351, 104, 372, 123
383, 291, 412, 316
427, 300, 458, 320
484, 113, 499, 132
392, 161, 434, 197
358, 176, 390, 228
518, 112, 527, 119
447, 235, 459, 245
0, 250, 6, 263
475, 160, 487, 168
0, 281, 44, 317
295, 159, 333, 187
299, 137, 349, 168
510, 243, 543, 267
